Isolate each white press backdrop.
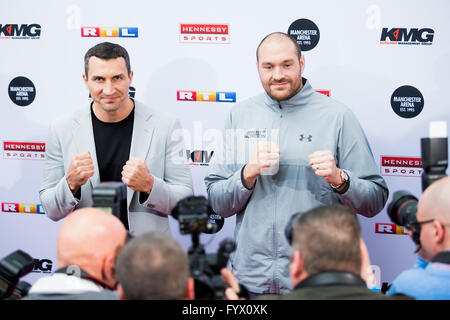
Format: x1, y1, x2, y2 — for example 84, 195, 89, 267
1, 0, 449, 288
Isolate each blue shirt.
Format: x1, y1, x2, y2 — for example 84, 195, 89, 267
387, 255, 450, 300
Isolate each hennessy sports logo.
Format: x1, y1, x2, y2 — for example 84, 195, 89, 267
380, 156, 422, 177
0, 24, 41, 39
179, 24, 230, 43
380, 28, 434, 45
3, 141, 46, 160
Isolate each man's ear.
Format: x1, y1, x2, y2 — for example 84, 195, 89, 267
102, 253, 117, 288
299, 54, 305, 74
117, 284, 126, 300
434, 220, 446, 244
290, 250, 305, 287
184, 277, 195, 300
360, 238, 376, 288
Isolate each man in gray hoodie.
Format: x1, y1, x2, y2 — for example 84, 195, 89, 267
204, 32, 388, 296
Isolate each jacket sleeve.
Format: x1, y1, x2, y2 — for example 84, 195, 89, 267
39, 122, 79, 221
140, 119, 194, 214
336, 109, 389, 217
204, 113, 254, 218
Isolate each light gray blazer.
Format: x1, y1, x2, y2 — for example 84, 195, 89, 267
39, 100, 193, 236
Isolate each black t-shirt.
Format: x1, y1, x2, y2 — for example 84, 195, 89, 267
91, 103, 134, 183
91, 103, 134, 229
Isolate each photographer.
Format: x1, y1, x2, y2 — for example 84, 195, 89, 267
387, 177, 450, 299
25, 208, 127, 299
222, 204, 397, 300
116, 232, 195, 300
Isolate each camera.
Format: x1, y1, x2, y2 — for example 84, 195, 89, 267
0, 249, 34, 299
387, 127, 448, 247
172, 196, 238, 299
92, 182, 128, 229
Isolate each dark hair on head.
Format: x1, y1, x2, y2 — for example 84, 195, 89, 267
116, 232, 189, 300
256, 32, 302, 62
292, 204, 362, 276
84, 42, 131, 76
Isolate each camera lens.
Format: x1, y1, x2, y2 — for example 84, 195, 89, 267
387, 191, 418, 227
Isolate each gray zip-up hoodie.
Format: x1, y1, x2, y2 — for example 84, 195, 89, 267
205, 79, 388, 294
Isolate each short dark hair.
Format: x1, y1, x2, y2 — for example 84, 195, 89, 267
116, 232, 189, 300
292, 204, 361, 276
256, 32, 302, 62
84, 42, 131, 76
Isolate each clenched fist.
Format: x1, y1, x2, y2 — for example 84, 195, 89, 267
121, 157, 154, 193
66, 151, 95, 195
308, 150, 342, 186
242, 141, 280, 189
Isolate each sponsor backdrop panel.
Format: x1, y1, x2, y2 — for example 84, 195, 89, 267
0, 0, 449, 289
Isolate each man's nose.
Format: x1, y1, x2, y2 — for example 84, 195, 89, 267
103, 81, 115, 94
273, 66, 284, 80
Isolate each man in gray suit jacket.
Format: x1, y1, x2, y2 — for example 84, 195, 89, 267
39, 42, 193, 236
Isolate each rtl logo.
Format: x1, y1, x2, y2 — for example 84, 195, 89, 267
177, 91, 236, 103
81, 27, 138, 38
380, 28, 434, 45
184, 150, 214, 166
1, 203, 45, 214
380, 156, 422, 177
375, 223, 408, 235
33, 259, 53, 273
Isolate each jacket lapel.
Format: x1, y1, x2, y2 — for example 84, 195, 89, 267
127, 101, 154, 208
72, 104, 100, 189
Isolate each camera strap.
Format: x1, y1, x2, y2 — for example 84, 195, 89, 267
431, 251, 450, 265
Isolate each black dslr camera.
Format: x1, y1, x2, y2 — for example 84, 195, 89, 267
0, 250, 34, 299
92, 182, 128, 229
172, 196, 236, 300
387, 136, 448, 249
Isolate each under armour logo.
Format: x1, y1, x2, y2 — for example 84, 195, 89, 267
299, 134, 313, 142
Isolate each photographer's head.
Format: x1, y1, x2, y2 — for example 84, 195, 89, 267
57, 208, 127, 288
289, 204, 369, 287
116, 232, 194, 300
414, 176, 450, 261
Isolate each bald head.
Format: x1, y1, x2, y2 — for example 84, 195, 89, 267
418, 177, 450, 223
256, 32, 302, 62
57, 208, 127, 282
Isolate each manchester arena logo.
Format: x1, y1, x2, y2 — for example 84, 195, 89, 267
3, 141, 46, 160
0, 24, 41, 39
391, 85, 424, 119
380, 155, 422, 177
287, 18, 320, 51
179, 24, 230, 44
8, 76, 36, 107
81, 27, 138, 38
380, 27, 434, 45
